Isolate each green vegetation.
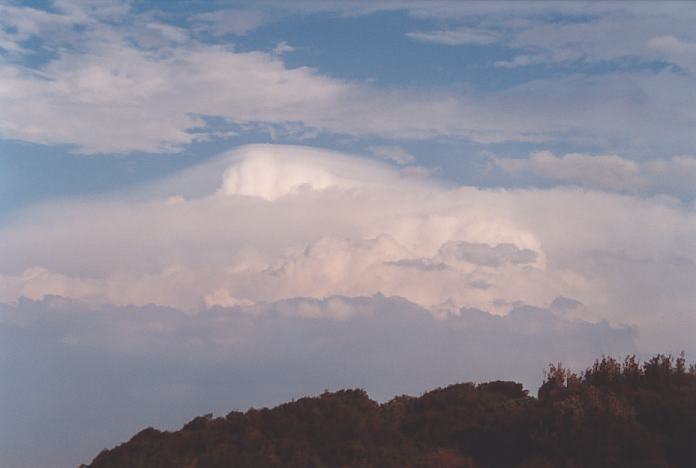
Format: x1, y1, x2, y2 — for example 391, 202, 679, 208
84, 354, 696, 467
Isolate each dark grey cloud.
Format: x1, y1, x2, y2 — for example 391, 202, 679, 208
385, 258, 450, 272
440, 240, 538, 267
0, 295, 637, 468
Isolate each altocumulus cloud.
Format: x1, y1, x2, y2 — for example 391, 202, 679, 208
494, 150, 696, 198
4, 2, 696, 155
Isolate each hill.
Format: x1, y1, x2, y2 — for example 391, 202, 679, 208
84, 354, 696, 467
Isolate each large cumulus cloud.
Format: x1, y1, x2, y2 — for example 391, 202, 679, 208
1, 144, 695, 354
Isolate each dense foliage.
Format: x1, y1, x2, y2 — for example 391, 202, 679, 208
85, 354, 696, 467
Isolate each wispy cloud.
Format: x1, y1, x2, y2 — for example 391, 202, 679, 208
494, 54, 540, 68
407, 27, 498, 45
647, 35, 696, 73
272, 41, 295, 55
494, 150, 696, 197
192, 9, 265, 36
369, 145, 416, 165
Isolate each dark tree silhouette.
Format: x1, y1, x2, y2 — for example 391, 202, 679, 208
84, 354, 696, 468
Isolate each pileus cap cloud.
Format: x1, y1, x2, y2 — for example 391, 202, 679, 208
220, 154, 339, 200
217, 145, 408, 200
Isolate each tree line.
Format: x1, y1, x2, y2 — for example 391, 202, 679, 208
84, 354, 696, 467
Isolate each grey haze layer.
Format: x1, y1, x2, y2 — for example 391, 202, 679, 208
0, 294, 637, 468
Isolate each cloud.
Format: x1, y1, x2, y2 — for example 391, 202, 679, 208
216, 145, 405, 201
398, 165, 439, 178
406, 3, 696, 68
369, 145, 417, 165
0, 144, 549, 312
279, 2, 696, 70
272, 41, 295, 55
366, 146, 440, 179
219, 152, 338, 200
3, 4, 696, 466
439, 241, 537, 267
1, 144, 694, 354
0, 30, 560, 153
494, 54, 539, 68
0, 294, 638, 468
494, 150, 696, 197
385, 258, 449, 272
0, 2, 92, 54
495, 151, 642, 190
3, 4, 696, 156
0, 39, 350, 153
192, 9, 265, 36
1, 294, 638, 385
3, 43, 691, 156
648, 35, 696, 73
406, 27, 498, 45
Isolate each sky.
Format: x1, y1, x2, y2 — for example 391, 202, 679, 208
1, 1, 696, 467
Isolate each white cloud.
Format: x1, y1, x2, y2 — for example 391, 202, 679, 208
399, 165, 439, 178
494, 150, 696, 196
272, 41, 295, 55
3, 4, 696, 155
404, 3, 696, 69
219, 152, 338, 200
648, 35, 696, 73
0, 40, 353, 153
369, 145, 416, 165
217, 145, 404, 201
192, 9, 265, 36
274, 2, 696, 69
0, 2, 90, 53
494, 54, 538, 68
495, 151, 642, 190
10, 35, 696, 156
0, 32, 558, 153
0, 0, 132, 55
407, 27, 498, 45
1, 144, 694, 354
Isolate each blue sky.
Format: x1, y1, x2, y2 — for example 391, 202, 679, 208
1, 2, 696, 467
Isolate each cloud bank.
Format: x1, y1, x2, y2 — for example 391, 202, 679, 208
0, 294, 637, 468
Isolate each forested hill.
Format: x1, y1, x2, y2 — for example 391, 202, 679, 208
84, 355, 696, 468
